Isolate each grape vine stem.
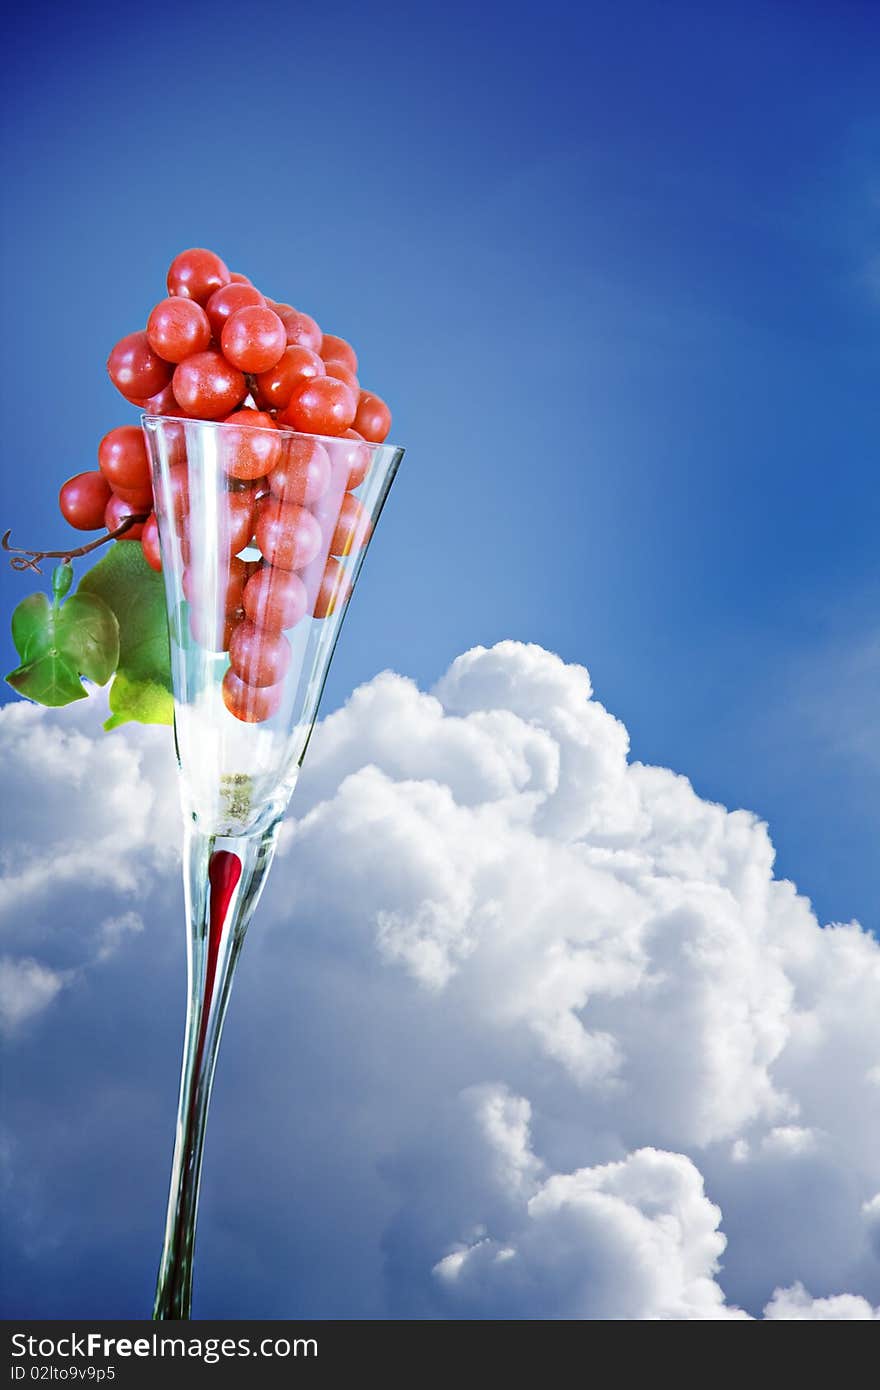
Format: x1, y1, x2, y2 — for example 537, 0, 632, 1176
2, 515, 150, 574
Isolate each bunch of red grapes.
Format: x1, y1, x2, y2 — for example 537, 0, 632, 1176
57, 248, 391, 723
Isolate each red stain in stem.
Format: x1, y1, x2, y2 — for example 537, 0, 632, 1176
168, 850, 243, 1288
195, 851, 243, 1069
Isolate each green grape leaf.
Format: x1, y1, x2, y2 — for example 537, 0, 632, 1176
55, 593, 120, 686
102, 671, 173, 730
6, 650, 90, 706
78, 542, 173, 731
11, 592, 53, 663
6, 586, 120, 706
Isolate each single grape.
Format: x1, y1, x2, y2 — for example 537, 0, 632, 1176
256, 500, 323, 571
107, 331, 173, 400
323, 358, 359, 393
131, 383, 180, 414
205, 282, 266, 340
229, 272, 252, 285
153, 417, 188, 470
112, 482, 154, 510
221, 488, 256, 554
164, 462, 190, 518
221, 667, 283, 723
172, 350, 246, 418
329, 492, 372, 555
229, 618, 292, 687
221, 409, 282, 481
353, 390, 391, 443
147, 297, 212, 363
98, 425, 152, 493
167, 248, 230, 304
221, 306, 286, 373
279, 376, 356, 436
313, 555, 352, 618
59, 471, 112, 530
334, 429, 370, 488
319, 334, 358, 372
105, 492, 146, 539
275, 306, 322, 352
254, 346, 324, 411
267, 437, 331, 505
141, 513, 162, 571
242, 564, 308, 631
182, 554, 248, 611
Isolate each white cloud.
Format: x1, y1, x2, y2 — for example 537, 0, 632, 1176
0, 696, 178, 926
2, 641, 879, 1319
0, 957, 65, 1034
432, 1087, 748, 1320
94, 912, 144, 963
763, 1282, 879, 1320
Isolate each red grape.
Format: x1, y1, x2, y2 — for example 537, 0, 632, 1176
254, 346, 324, 411
330, 492, 371, 555
221, 306, 286, 373
59, 471, 112, 530
112, 482, 154, 510
221, 409, 282, 481
163, 462, 190, 518
320, 334, 358, 372
267, 437, 331, 505
353, 390, 391, 443
223, 488, 256, 554
132, 383, 180, 414
336, 428, 370, 488
98, 425, 152, 492
153, 416, 188, 470
229, 272, 252, 285
205, 282, 266, 340
275, 306, 322, 352
147, 297, 212, 363
141, 513, 162, 571
107, 331, 173, 400
323, 359, 359, 393
256, 500, 323, 571
279, 376, 356, 436
229, 619, 292, 687
105, 492, 146, 539
313, 555, 352, 618
167, 248, 230, 304
182, 554, 248, 611
222, 667, 283, 723
242, 564, 308, 631
172, 350, 246, 418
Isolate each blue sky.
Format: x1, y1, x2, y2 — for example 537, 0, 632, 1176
1, 0, 879, 1322
1, 0, 876, 927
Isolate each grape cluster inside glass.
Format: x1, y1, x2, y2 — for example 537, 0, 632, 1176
144, 415, 401, 837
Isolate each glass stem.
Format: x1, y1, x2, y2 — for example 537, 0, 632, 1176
153, 819, 280, 1320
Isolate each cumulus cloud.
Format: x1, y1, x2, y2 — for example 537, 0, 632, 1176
1, 641, 878, 1320
432, 1088, 747, 1320
763, 1283, 879, 1320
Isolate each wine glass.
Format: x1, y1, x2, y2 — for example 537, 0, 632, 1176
141, 413, 403, 1319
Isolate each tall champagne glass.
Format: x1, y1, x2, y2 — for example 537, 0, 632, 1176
142, 413, 403, 1319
